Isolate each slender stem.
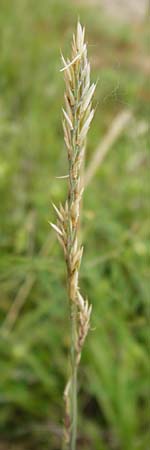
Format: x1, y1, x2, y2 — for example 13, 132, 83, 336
70, 301, 77, 450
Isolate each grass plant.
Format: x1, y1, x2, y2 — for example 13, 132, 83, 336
50, 22, 95, 449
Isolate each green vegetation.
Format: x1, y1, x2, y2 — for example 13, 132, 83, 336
0, 1, 149, 449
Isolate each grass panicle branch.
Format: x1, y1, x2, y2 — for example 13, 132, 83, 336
50, 22, 95, 450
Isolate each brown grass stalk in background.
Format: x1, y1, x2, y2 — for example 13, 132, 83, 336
50, 22, 95, 450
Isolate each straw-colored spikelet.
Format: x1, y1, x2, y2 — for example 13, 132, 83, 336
50, 22, 95, 449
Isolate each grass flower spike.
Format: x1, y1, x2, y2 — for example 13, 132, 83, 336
51, 22, 95, 450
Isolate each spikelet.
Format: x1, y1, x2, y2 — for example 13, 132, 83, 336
76, 291, 92, 363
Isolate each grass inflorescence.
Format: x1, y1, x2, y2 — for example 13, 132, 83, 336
51, 22, 95, 449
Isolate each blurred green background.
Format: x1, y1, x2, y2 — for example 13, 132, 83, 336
0, 0, 149, 449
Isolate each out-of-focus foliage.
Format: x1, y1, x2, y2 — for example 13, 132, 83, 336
0, 1, 149, 449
